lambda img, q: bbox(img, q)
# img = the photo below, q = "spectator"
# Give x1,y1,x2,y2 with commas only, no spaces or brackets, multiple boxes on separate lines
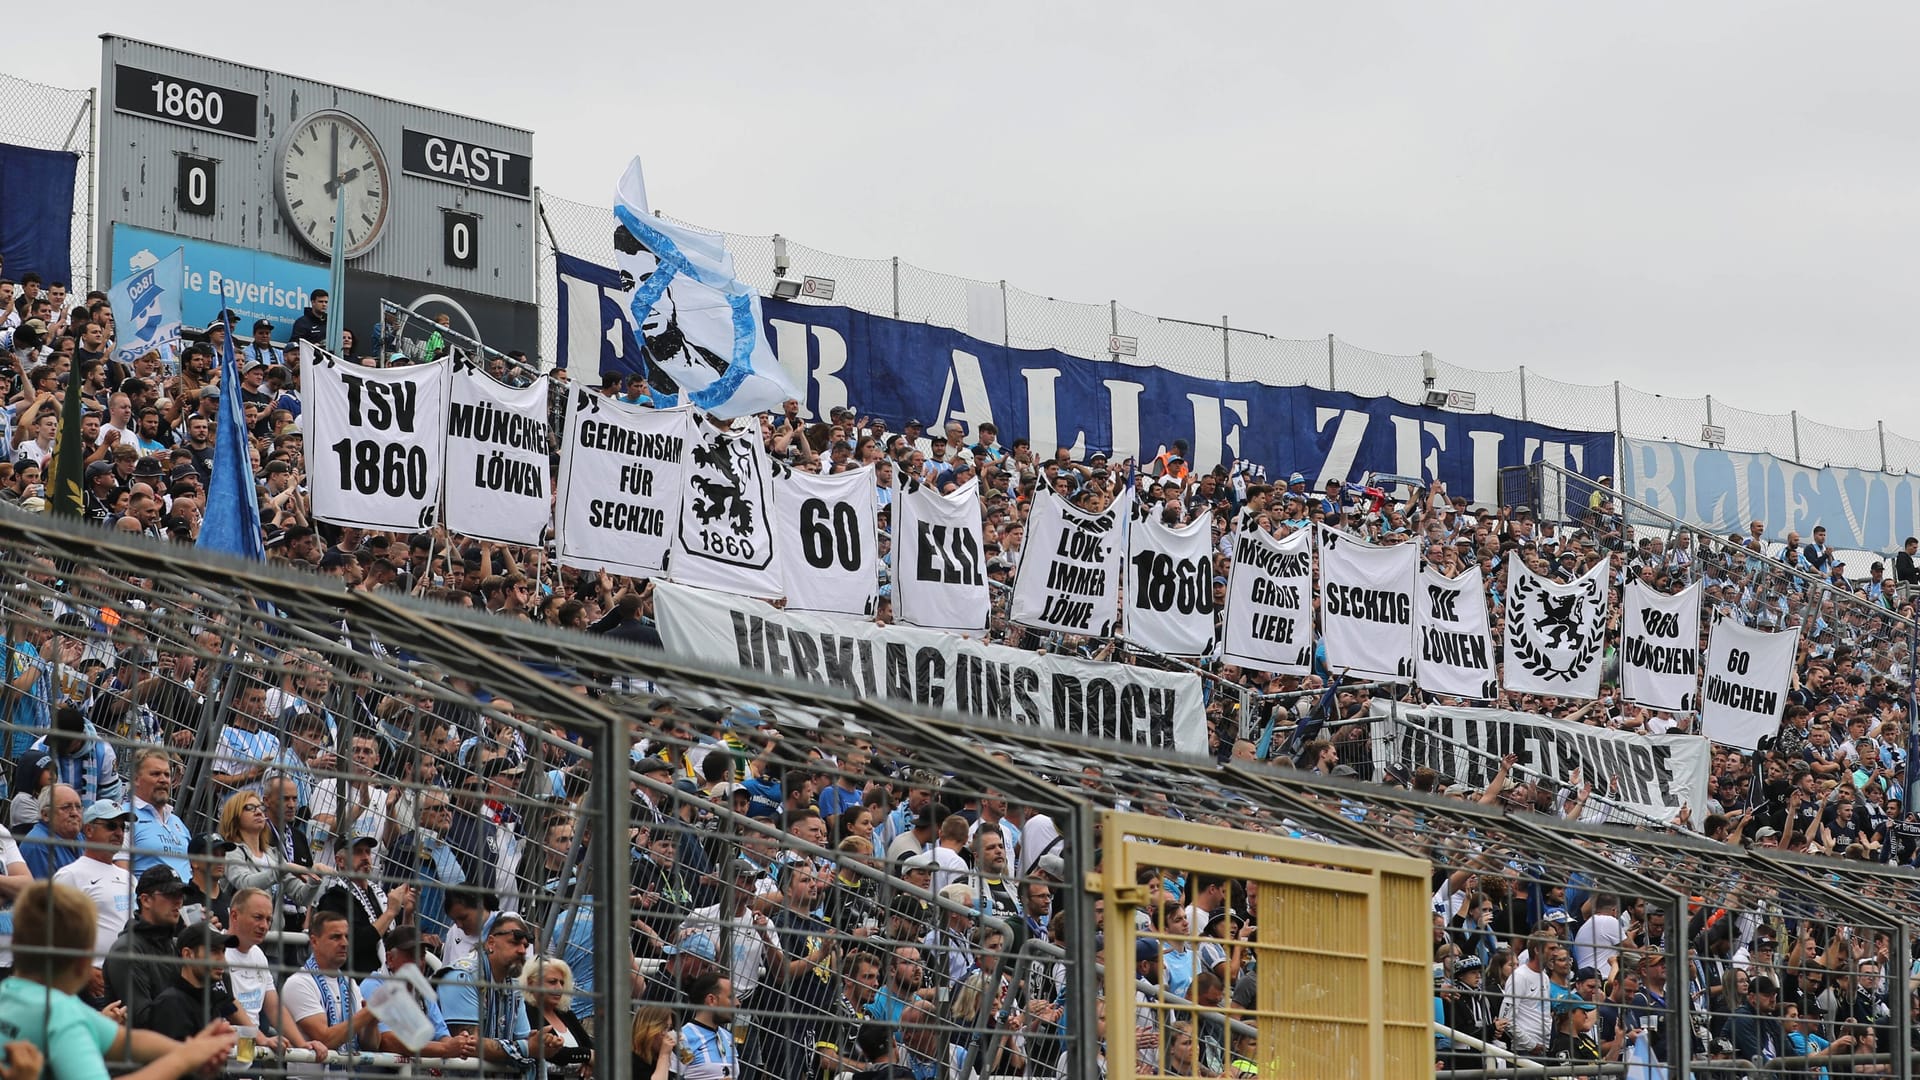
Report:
675,972,738,1080
19,784,81,880
358,926,472,1059
520,956,593,1076
315,832,415,979
628,1005,679,1080
223,887,323,1058
50,801,134,1002
441,912,559,1067
290,292,328,346
0,881,233,1080
125,749,189,879
102,866,187,1028
280,908,381,1069
144,921,239,1041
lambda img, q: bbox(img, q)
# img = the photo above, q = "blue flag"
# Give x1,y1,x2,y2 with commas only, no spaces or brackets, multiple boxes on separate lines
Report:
196,314,264,560
106,247,184,367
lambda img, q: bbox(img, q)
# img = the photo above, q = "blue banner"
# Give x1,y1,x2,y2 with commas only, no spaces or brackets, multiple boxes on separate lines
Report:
110,223,327,334
106,247,184,366
0,143,78,284
1623,437,1919,553
555,253,1612,506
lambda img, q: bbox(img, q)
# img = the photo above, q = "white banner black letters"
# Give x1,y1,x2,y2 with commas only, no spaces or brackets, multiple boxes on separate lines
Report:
553,392,693,578
1317,526,1417,682
302,351,449,531
1502,560,1609,700
1620,580,1702,712
1124,511,1219,657
1701,619,1798,750
1009,488,1129,637
443,366,550,545
1220,527,1313,675
893,478,989,633
1413,566,1497,700
670,422,782,599
774,465,879,618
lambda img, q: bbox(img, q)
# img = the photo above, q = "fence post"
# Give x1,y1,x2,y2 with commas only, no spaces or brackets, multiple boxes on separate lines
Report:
892,256,901,318
1518,365,1529,421
1881,420,1890,472
1327,333,1336,389
82,89,96,293
1792,410,1802,462
1706,394,1715,431
1109,300,1119,361
999,279,1009,347
1221,315,1231,381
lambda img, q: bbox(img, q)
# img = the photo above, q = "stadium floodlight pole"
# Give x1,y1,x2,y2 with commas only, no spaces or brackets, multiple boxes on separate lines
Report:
325,131,348,358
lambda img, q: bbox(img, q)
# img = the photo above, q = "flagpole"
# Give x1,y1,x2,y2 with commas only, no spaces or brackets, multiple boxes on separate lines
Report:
326,163,347,357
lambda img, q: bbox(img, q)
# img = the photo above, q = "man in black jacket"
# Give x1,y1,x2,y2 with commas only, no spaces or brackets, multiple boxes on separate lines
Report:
1731,974,1786,1066
290,290,329,346
103,864,187,1027
147,921,241,1041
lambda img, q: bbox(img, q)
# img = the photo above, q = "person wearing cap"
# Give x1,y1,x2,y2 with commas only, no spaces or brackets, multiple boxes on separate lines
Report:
1730,973,1785,1064
359,926,474,1059
144,920,242,1042
102,864,188,1027
316,831,415,979
83,460,119,524
441,912,560,1068
1547,981,1605,1066
51,801,135,1002
1444,955,1500,1070
244,320,283,368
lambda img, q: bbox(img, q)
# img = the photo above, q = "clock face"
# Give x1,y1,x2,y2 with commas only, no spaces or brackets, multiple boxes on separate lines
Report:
277,111,391,259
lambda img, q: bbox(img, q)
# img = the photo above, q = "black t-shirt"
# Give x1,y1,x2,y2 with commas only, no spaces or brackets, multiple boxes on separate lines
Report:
148,975,238,1041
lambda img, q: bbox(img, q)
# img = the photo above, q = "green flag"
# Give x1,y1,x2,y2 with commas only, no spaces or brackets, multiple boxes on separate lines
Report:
46,369,85,517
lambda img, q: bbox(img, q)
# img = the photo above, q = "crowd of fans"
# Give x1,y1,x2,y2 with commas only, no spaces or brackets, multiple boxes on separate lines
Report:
0,266,1917,1079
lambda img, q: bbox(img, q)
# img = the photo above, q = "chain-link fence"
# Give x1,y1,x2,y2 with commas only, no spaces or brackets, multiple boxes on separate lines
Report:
0,72,93,296
534,188,1920,479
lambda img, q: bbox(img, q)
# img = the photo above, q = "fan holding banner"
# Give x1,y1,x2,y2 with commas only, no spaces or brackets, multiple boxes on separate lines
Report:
1502,560,1608,699
1316,525,1418,682
1620,579,1702,712
1009,486,1130,637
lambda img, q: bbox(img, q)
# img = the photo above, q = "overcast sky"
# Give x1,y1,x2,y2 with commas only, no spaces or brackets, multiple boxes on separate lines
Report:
11,2,1918,437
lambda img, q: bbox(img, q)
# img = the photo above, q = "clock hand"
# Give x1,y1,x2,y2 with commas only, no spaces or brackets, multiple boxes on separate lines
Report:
321,167,362,198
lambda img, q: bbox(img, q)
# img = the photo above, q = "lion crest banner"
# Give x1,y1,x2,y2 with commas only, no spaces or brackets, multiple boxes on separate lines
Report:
1502,559,1608,700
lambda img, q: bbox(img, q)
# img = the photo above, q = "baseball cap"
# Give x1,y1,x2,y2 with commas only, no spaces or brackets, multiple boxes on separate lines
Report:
82,800,132,826
253,319,274,332
1551,982,1596,1013
136,865,188,896
663,930,718,963
189,832,237,857
176,921,240,953
85,460,115,479
1135,939,1161,964
1452,955,1484,975
901,850,937,873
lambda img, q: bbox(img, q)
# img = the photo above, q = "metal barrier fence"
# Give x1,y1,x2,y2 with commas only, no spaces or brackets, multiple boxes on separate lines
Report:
534,187,1920,479
10,505,1920,1077
0,71,94,295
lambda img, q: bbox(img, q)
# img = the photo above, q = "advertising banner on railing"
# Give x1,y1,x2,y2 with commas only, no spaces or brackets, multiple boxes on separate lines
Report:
1621,437,1920,552
1369,702,1710,828
555,253,1614,504
653,582,1208,755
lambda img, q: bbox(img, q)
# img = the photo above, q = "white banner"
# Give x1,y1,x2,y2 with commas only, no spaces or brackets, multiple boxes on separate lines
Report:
1370,702,1709,828
1620,580,1702,712
1502,560,1609,699
1701,619,1799,750
669,422,782,599
654,582,1208,755
1413,566,1497,700
893,478,989,633
1008,487,1130,638
1317,526,1417,682
552,390,694,578
774,465,879,618
301,350,449,531
442,365,551,545
1221,528,1313,675
1124,511,1219,657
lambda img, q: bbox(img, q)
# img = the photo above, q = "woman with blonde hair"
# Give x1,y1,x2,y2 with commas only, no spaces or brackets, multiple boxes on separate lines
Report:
218,788,323,912
519,956,592,1076
629,1005,679,1080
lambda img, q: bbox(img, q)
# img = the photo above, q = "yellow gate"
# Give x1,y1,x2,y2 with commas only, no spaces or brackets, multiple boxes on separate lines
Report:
1093,810,1433,1079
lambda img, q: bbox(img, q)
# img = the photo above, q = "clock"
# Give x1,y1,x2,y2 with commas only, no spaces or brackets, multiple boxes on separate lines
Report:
277,110,391,259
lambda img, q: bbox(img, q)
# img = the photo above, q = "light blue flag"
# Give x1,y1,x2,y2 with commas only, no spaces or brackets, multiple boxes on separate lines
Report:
195,314,265,560
107,247,184,367
611,157,800,417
